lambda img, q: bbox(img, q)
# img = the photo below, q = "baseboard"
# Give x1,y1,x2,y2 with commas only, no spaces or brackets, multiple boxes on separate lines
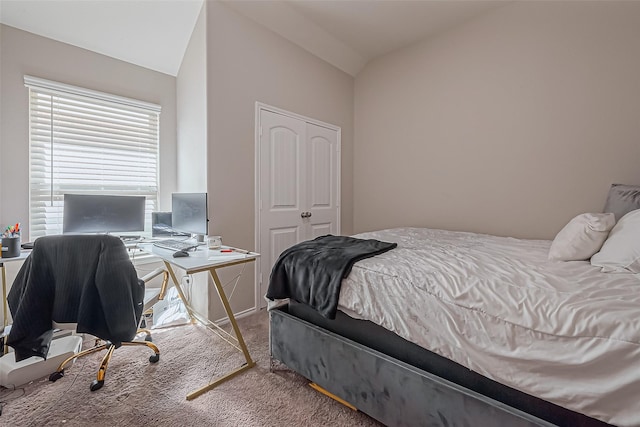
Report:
213,306,258,325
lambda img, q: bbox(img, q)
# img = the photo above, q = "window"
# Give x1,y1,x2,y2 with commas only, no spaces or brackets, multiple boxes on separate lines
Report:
25,76,161,239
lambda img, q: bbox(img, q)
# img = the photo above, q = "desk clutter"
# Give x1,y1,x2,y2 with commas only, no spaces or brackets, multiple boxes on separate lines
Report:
1,223,21,258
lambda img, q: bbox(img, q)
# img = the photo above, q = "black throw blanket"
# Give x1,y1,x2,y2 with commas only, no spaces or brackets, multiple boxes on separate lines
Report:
266,235,397,319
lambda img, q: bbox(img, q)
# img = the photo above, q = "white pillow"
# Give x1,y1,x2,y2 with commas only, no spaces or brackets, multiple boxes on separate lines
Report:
591,209,640,273
548,213,615,261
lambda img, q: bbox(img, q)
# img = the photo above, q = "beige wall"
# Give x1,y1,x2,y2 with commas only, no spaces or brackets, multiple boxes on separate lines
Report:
177,3,207,195
176,4,208,317
354,1,640,240
204,0,354,316
0,24,178,236
0,24,178,323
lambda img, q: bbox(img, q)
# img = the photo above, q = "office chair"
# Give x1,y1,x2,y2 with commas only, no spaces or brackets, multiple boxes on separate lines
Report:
7,234,169,391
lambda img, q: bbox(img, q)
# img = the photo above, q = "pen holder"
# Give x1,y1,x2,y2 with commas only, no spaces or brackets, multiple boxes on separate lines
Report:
1,236,20,258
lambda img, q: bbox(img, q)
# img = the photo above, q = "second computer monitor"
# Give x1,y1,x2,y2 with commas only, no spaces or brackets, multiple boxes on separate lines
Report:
63,194,146,234
151,211,173,237
171,193,208,236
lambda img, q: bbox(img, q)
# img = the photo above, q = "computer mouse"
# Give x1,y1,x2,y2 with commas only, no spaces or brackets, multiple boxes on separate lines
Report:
173,250,190,258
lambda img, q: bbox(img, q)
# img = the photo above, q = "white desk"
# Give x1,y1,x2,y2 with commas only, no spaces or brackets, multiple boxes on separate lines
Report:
139,243,259,400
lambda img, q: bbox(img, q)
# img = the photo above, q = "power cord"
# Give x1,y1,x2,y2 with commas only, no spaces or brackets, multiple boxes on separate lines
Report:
0,337,92,418
0,385,25,416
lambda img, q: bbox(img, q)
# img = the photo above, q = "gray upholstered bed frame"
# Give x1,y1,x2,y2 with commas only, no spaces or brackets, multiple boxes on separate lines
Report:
269,303,608,427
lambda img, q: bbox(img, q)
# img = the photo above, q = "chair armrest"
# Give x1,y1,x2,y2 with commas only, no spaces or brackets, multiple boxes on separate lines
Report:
140,267,169,300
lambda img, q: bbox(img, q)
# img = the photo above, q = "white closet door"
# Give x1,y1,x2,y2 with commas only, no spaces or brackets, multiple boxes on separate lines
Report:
259,110,307,301
257,107,340,305
305,122,339,239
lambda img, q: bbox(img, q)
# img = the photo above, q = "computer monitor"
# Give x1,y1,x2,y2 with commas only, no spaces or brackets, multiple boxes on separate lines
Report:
63,194,146,234
171,193,208,237
151,211,173,237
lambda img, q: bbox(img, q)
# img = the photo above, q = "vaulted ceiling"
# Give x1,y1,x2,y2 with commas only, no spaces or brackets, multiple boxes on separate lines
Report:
0,0,506,76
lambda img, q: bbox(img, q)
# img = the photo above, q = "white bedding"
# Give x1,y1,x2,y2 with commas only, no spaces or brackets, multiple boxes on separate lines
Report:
339,227,640,426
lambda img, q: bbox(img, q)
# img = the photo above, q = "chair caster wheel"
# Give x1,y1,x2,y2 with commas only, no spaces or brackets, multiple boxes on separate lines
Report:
149,353,160,363
49,370,64,382
90,379,104,391
144,334,152,342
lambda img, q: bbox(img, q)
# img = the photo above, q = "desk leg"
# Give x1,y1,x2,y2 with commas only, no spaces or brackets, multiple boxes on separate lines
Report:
1,263,7,355
162,261,197,324
185,267,256,400
209,268,254,366
1,263,7,329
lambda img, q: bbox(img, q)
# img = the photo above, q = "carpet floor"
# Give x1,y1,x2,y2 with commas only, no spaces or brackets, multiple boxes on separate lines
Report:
0,310,382,426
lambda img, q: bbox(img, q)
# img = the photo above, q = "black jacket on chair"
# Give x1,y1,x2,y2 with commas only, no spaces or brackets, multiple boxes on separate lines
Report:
7,235,144,362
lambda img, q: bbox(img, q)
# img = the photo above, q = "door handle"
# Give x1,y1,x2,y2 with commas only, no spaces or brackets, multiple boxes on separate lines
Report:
300,212,312,218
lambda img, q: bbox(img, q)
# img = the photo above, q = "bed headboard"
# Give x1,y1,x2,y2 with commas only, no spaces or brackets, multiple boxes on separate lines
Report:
603,183,640,221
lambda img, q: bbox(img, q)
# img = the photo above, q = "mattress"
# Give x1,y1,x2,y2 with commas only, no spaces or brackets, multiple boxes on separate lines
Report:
337,227,640,427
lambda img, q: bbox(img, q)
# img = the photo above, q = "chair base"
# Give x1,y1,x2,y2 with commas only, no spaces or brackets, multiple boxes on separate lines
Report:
49,332,160,391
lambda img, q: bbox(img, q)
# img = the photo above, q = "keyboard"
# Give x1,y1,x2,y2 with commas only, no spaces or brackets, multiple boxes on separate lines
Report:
152,239,198,252
21,241,35,250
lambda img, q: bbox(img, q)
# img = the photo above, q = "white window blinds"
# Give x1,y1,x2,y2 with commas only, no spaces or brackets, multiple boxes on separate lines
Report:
25,76,161,239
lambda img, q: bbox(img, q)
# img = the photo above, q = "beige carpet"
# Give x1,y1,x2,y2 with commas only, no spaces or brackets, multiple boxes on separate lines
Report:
0,310,383,426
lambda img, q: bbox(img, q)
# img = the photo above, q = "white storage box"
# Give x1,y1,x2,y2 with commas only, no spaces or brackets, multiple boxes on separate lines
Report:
0,335,83,387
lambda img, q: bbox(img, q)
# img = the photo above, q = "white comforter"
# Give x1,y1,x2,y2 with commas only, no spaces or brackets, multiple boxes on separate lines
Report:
339,227,640,426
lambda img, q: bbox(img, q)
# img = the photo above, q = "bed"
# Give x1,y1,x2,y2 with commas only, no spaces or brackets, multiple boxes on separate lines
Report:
268,185,640,427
